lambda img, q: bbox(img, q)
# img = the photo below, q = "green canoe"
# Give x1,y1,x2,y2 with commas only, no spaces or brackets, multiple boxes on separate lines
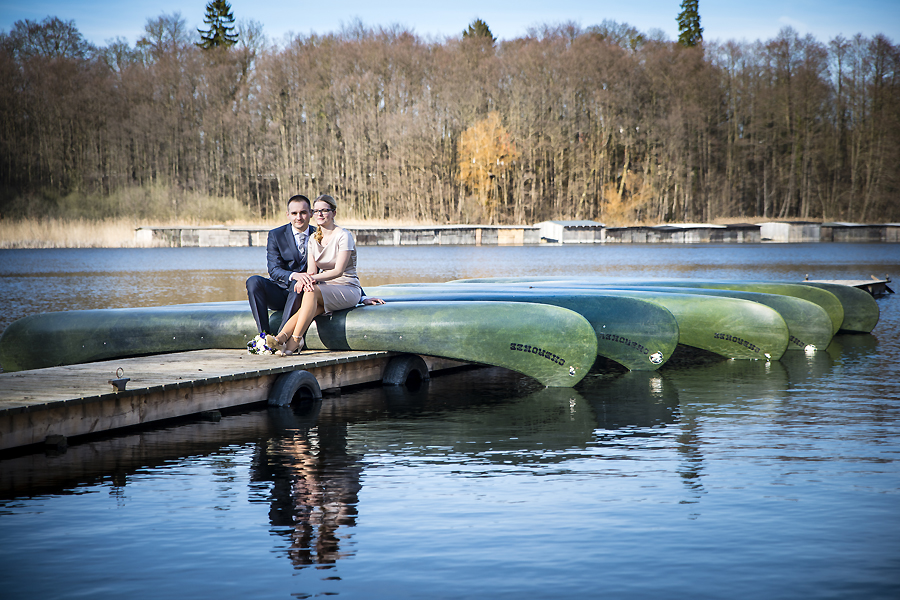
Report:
0,300,598,387
370,284,790,361
305,301,597,387
799,282,879,333
568,286,833,351
364,286,679,371
0,302,258,372
447,276,849,335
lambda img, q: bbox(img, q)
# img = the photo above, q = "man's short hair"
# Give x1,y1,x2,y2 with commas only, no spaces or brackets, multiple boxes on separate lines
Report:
287,195,311,210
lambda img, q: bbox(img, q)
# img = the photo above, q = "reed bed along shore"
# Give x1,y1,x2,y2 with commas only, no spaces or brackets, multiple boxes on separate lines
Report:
0,218,142,248
0,185,814,249
0,215,806,249
0,216,451,248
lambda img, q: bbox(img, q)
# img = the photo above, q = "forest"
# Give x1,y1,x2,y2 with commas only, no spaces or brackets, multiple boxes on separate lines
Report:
1,13,898,225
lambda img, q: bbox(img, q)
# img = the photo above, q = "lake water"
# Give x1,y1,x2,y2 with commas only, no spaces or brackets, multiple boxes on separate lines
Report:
0,243,899,599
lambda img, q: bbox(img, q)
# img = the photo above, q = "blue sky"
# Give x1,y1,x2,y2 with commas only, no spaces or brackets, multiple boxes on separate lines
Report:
1,0,898,46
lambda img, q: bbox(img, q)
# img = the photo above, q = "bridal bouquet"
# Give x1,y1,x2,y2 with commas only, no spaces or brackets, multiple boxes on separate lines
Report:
246,334,276,355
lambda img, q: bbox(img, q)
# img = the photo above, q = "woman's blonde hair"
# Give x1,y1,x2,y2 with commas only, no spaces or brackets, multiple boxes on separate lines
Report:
313,194,337,243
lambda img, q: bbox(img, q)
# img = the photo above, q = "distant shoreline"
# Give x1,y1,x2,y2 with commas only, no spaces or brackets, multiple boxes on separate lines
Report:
0,216,443,249
3,218,897,248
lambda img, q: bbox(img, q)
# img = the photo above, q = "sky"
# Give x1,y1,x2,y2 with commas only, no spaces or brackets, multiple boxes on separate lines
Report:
1,0,898,47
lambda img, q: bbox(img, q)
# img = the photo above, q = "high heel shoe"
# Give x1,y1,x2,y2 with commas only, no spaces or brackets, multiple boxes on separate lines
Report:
280,335,304,356
265,334,287,352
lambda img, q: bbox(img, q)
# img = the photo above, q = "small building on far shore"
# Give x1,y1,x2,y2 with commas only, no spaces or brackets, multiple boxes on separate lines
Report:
604,223,760,244
759,221,821,243
133,220,897,247
536,220,604,243
820,222,887,243
886,224,900,243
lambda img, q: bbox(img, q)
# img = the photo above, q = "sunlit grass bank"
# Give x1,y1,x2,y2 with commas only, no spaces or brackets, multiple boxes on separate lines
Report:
0,218,139,248
0,186,820,248
0,185,450,247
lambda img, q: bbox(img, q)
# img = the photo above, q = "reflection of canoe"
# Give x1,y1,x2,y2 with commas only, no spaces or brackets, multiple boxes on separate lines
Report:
364,287,679,370
582,371,680,430
346,383,601,462
306,301,597,387
372,284,790,361
660,357,790,406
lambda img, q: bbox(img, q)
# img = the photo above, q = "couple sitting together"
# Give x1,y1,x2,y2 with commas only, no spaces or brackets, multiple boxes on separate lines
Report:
246,193,383,356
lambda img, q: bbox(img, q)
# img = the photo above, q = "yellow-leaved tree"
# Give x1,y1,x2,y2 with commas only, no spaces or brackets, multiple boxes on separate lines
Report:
458,112,518,223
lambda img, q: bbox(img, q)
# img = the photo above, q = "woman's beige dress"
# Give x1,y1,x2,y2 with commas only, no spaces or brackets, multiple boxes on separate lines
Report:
308,226,363,312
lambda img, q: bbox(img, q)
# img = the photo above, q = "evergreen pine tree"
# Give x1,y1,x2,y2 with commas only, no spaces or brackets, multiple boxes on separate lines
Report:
676,0,703,47
463,19,496,44
197,0,238,49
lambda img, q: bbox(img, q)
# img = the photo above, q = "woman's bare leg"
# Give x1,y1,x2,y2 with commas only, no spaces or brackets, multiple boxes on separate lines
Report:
280,287,325,353
269,288,322,349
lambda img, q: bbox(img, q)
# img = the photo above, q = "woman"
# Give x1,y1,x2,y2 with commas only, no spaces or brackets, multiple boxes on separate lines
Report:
267,194,382,355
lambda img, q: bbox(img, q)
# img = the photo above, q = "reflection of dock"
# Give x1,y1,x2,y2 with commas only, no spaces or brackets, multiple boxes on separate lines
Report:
0,349,464,452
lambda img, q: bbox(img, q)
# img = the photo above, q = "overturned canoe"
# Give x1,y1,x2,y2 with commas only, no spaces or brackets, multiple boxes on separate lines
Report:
447,276,851,335
370,284,790,361
576,286,833,351
448,275,882,335
0,302,258,372
0,300,598,387
306,301,597,387
366,286,679,370
799,282,879,333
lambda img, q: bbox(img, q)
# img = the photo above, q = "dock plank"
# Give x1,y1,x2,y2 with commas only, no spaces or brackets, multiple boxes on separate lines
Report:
0,349,476,451
0,349,387,411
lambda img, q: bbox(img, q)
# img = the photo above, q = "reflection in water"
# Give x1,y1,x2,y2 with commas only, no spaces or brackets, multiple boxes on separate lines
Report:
779,344,836,384
251,404,362,569
0,246,897,599
581,370,706,497
660,359,791,500
341,371,596,466
0,415,270,500
0,322,896,599
583,371,680,431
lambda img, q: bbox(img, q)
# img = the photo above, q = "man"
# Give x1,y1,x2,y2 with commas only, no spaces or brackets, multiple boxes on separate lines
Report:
246,195,315,339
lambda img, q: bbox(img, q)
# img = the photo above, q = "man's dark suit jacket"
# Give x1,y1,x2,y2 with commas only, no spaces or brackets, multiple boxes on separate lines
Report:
267,222,314,289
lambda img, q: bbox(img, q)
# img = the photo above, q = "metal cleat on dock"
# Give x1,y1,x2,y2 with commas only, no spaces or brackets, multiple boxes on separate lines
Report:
107,367,130,392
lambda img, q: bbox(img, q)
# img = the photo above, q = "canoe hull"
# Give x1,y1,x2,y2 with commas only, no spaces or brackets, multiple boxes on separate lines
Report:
366,287,679,370
799,282,879,333
371,284,790,361
0,300,598,387
0,303,257,372
306,301,598,387
447,276,848,335
587,286,833,351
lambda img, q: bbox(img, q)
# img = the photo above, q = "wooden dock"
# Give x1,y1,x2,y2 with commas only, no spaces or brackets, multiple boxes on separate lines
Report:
0,349,465,452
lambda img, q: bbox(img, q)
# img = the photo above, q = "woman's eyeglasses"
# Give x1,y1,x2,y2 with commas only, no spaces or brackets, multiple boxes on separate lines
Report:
312,209,333,215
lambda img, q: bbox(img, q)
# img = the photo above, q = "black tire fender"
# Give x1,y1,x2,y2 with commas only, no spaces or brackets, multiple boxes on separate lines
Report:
382,354,430,387
268,370,322,406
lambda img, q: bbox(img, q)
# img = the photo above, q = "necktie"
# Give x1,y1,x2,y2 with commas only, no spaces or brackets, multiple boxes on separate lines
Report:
296,231,306,262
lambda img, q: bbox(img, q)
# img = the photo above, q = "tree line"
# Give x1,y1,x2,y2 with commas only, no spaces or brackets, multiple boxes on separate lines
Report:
1,14,897,224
